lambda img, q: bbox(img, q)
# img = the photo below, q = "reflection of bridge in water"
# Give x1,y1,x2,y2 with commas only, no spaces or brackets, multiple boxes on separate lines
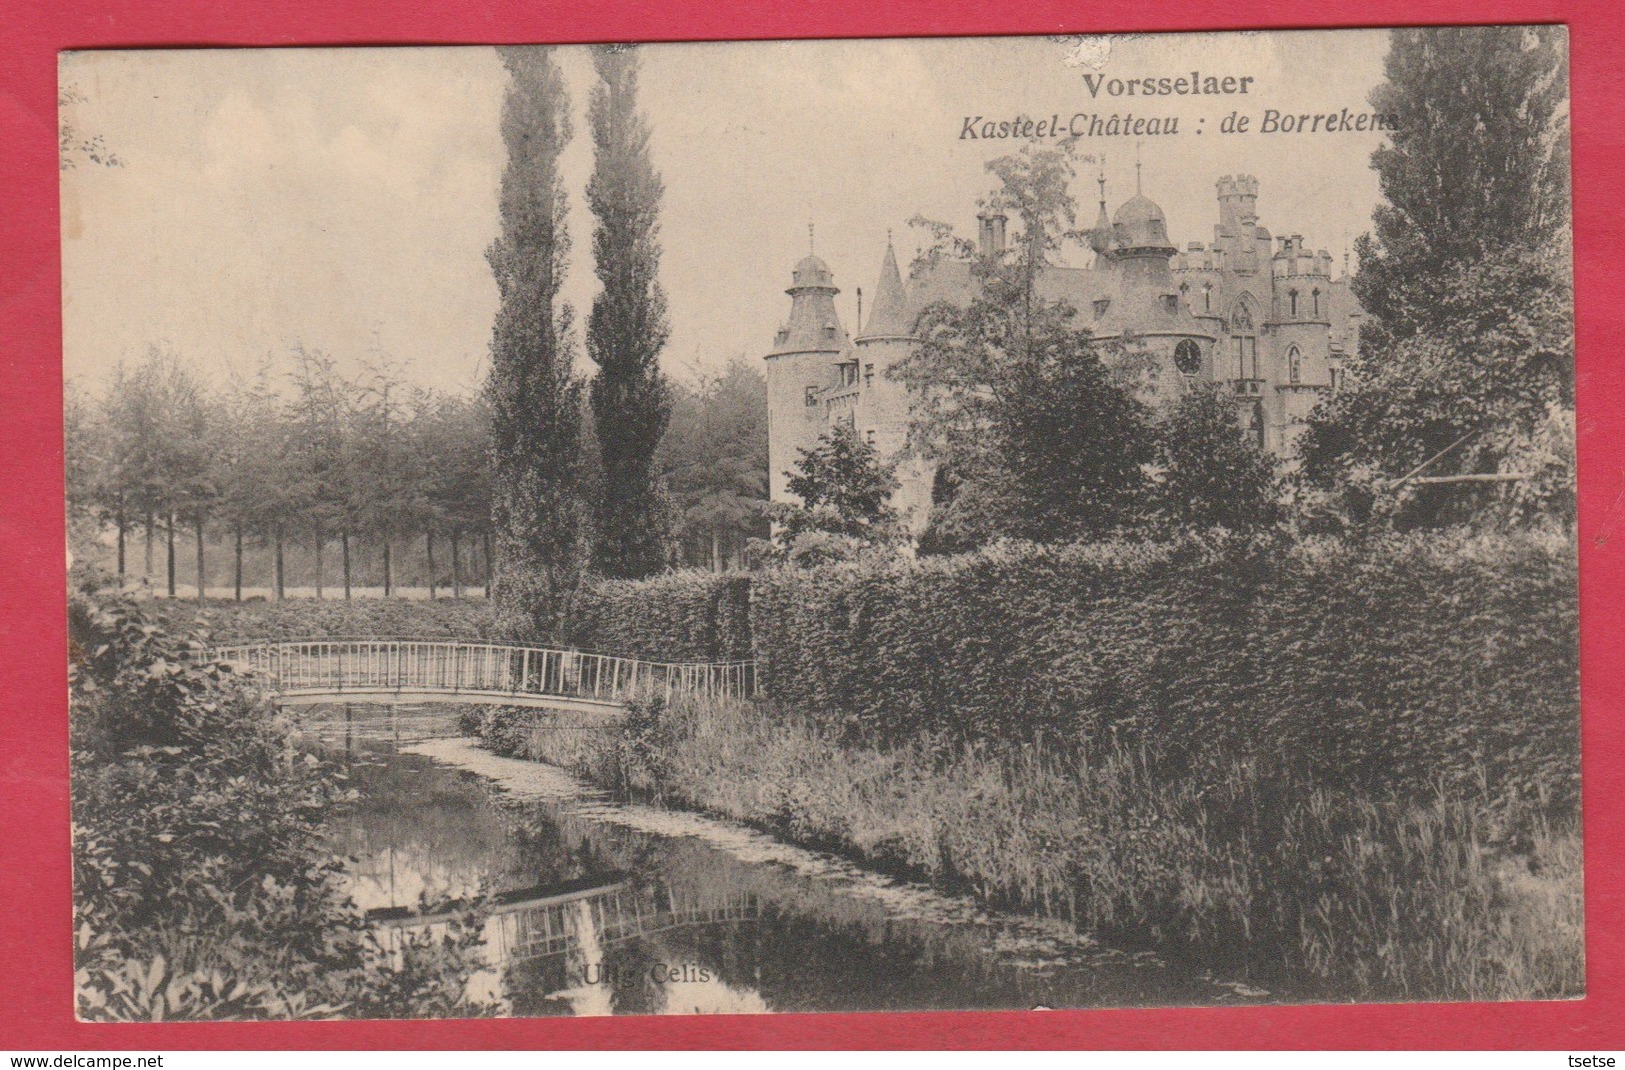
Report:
208,639,756,711
370,876,760,964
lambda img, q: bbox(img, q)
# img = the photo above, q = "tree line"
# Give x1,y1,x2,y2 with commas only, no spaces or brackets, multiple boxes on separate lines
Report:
64,344,771,599
66,347,494,600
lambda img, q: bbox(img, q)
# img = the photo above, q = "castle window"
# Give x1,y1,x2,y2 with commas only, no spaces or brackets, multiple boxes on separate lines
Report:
1174,339,1202,377
1288,289,1299,318
1229,298,1259,380
1093,298,1111,318
864,363,874,388
1203,283,1212,312
1312,288,1321,317
1161,294,1178,314
865,429,877,446
805,385,818,407
1288,346,1302,384
1232,336,1258,380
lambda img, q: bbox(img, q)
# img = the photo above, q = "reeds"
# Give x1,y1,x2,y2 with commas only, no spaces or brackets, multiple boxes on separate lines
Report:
497,691,1582,1003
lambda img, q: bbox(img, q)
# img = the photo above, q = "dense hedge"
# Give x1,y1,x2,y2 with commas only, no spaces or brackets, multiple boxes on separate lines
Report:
566,571,753,662
749,530,1580,807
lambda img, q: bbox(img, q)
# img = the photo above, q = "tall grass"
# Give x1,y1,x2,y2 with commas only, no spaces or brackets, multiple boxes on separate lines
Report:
466,692,1582,1003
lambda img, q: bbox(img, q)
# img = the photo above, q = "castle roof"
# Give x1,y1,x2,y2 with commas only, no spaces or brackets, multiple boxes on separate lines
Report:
1112,193,1175,252
858,241,914,340
791,254,836,290
771,252,848,357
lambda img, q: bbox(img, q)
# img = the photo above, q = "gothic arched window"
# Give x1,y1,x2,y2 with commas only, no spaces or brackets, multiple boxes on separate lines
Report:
1229,298,1258,382
1174,340,1201,377
1312,288,1321,317
1288,346,1302,384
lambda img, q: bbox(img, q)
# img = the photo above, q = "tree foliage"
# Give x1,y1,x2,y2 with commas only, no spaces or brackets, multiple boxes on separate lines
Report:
68,350,495,599
485,46,587,627
1302,26,1573,529
1155,383,1283,535
897,142,1154,551
586,44,674,580
1354,26,1570,354
768,423,902,565
659,358,770,570
70,587,492,1020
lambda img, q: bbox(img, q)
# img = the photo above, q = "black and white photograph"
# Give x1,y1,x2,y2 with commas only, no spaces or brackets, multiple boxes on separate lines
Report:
61,26,1579,1020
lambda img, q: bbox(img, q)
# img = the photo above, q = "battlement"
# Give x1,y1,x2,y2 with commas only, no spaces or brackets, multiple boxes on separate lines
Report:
1270,235,1334,279
1216,173,1260,199
1174,246,1226,272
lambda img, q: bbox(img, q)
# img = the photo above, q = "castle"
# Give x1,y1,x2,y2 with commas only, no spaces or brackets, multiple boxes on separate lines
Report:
764,174,1367,534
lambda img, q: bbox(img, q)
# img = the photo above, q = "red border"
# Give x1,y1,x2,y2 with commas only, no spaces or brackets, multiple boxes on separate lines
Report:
3,0,1621,1050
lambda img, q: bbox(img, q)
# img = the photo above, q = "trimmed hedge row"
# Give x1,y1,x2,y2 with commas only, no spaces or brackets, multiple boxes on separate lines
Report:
748,531,1579,807
566,571,753,662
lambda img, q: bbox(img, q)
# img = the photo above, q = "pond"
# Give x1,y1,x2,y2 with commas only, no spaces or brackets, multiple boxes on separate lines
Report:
299,702,1266,1017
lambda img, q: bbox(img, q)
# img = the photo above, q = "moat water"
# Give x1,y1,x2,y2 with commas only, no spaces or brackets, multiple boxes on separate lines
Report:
298,701,1265,1017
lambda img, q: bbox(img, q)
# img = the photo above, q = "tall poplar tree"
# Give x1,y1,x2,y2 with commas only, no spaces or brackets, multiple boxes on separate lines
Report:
1299,26,1573,524
586,44,673,578
485,46,586,627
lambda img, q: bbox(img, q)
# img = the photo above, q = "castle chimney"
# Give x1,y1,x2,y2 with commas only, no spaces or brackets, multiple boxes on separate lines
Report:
977,210,1008,257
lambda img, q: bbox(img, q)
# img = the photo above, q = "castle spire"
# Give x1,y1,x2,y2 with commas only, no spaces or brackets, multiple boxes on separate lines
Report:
1089,155,1114,256
857,235,913,341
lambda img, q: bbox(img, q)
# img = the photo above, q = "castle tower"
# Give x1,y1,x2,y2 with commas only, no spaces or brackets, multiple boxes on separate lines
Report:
1269,234,1336,456
1213,174,1266,275
764,248,848,507
1093,185,1217,409
854,237,933,533
1216,173,1260,228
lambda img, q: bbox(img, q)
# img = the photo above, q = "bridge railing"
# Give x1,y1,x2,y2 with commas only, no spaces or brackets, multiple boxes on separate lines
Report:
206,639,756,705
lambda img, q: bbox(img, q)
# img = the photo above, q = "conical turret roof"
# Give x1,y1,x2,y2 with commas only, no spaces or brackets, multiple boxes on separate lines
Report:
857,240,914,340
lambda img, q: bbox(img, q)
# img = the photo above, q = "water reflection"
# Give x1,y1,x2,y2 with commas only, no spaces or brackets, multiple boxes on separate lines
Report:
301,702,1247,1017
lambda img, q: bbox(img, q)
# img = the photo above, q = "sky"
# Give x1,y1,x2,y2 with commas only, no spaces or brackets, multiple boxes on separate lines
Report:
60,29,1393,397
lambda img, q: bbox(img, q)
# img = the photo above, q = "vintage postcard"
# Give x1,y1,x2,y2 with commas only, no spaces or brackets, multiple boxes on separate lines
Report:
61,27,1578,1020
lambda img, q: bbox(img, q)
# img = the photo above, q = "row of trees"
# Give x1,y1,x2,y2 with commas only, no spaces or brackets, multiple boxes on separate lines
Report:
771,25,1572,560
66,347,494,600
65,344,773,598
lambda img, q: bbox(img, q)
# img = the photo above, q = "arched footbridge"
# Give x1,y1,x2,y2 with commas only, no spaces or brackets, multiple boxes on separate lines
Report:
209,638,757,712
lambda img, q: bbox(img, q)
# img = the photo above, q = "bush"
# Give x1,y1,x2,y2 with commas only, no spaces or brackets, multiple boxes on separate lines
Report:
567,570,753,661
750,527,1579,809
70,590,493,1020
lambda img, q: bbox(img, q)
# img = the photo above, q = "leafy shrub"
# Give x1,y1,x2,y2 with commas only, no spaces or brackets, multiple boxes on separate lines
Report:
70,590,494,1020
567,570,753,661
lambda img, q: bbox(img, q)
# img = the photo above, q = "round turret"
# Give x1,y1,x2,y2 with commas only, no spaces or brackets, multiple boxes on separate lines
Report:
1112,194,1176,254
791,254,836,291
